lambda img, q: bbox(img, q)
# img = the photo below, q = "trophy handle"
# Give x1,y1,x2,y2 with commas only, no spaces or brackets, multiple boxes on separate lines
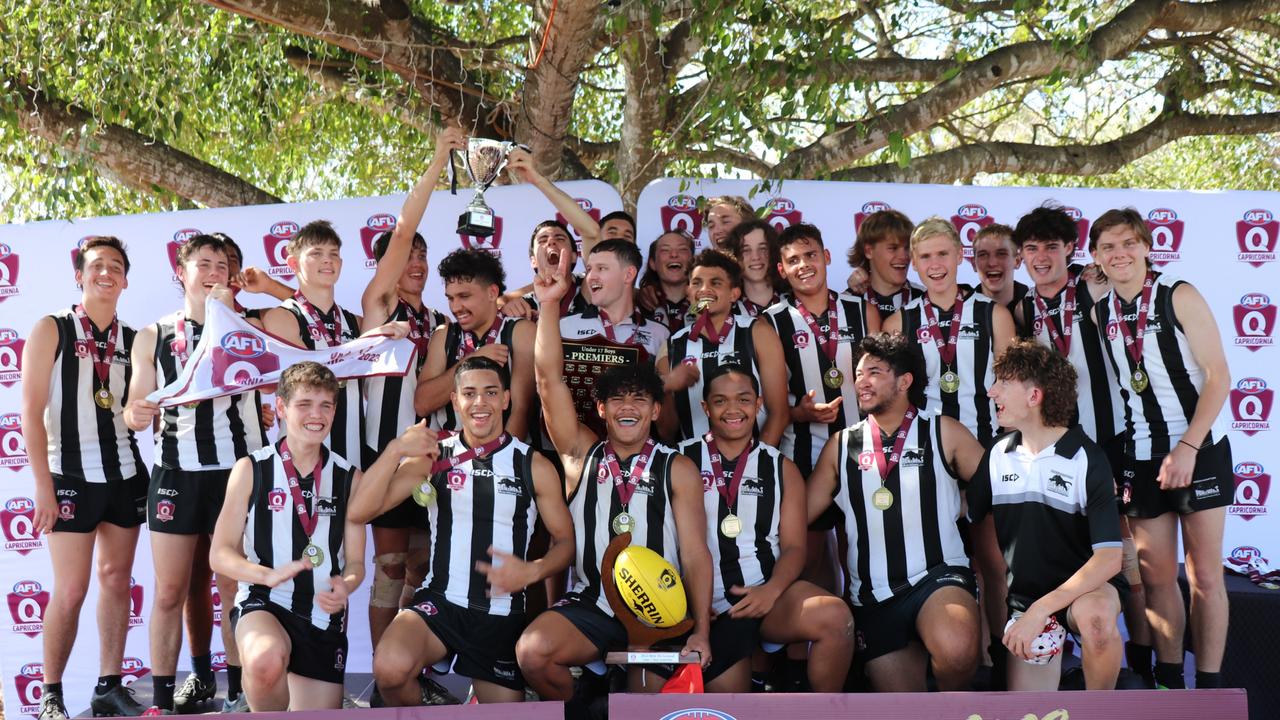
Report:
601,532,695,651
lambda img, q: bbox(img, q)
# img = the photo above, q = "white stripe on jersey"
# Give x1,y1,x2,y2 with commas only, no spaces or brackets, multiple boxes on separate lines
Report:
44,308,143,480
236,444,354,631
900,292,998,445
678,438,784,615
278,298,364,463
364,302,446,462
428,317,521,434
667,316,764,442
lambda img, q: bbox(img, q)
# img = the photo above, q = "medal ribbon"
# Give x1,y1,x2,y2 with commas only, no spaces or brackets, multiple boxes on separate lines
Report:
400,300,433,357
293,292,344,347
602,438,657,508
866,286,912,317
456,318,505,360
921,291,965,367
599,307,643,345
171,313,202,367
705,434,754,512
867,407,918,482
794,291,840,364
73,304,119,391
1111,271,1156,368
279,439,324,538
1033,271,1078,356
429,433,510,474
689,308,730,346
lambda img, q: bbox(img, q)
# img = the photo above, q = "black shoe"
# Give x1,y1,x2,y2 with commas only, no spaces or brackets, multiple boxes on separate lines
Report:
418,674,461,705
171,674,215,714
91,684,147,717
39,690,70,720
369,687,385,709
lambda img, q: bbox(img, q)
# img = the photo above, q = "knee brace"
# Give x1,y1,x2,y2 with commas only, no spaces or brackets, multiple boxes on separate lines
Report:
370,553,407,609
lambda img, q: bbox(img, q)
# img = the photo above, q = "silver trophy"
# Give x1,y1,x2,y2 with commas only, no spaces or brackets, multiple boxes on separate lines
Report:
455,138,518,237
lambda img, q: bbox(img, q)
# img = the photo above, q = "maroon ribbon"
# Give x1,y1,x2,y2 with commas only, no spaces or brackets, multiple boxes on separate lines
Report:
740,294,779,318
794,291,840,364
429,433,510,474
1110,271,1156,368
689,309,730,346
601,438,657,507
293,292,344,347
73,304,119,391
172,313,196,366
1033,271,1078,356
866,286,912,316
456,317,505,360
400,300,433,357
705,434,753,512
921,291,965,367
599,307,644,345
861,407,918,481
279,439,324,538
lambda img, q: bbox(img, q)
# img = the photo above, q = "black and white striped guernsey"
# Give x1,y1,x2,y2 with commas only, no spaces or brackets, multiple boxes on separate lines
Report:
764,291,871,475
899,291,998,445
866,282,925,323
363,300,446,465
666,316,764,442
678,438,785,615
278,298,364,463
422,434,537,616
153,313,265,471
427,316,521,434
1096,272,1229,460
565,441,681,616
831,413,968,606
1019,266,1122,443
43,308,144,481
236,443,355,631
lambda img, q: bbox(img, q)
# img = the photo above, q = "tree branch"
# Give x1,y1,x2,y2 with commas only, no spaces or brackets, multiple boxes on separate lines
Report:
688,146,776,177
833,111,1280,183
283,46,436,135
8,79,281,207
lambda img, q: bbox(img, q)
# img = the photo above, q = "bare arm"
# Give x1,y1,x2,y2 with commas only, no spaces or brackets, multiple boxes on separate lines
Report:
123,324,159,432
210,457,311,586
670,454,713,663
532,259,596,477
413,327,455,417
261,306,304,345
752,320,789,446
20,317,58,534
507,149,601,258
806,435,842,524
991,302,1015,359
347,421,439,523
655,353,682,442
505,319,536,440
942,416,985,483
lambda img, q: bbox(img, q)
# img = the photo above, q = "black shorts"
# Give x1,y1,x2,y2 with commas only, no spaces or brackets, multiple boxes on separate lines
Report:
647,612,761,683
1116,438,1233,519
547,594,628,659
52,473,147,533
852,565,977,662
406,589,525,690
369,497,426,529
231,599,347,685
147,466,231,535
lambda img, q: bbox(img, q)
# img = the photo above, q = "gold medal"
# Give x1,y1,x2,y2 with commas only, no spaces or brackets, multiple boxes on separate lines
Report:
872,486,894,511
611,511,634,535
94,388,114,409
303,542,324,567
939,369,960,394
183,401,201,410
411,480,436,507
720,514,742,539
824,367,844,389
1130,369,1149,394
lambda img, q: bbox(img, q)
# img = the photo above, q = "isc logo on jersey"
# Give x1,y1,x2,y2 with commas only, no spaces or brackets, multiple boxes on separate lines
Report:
0,328,23,388
1062,207,1090,261
763,197,803,234
212,331,281,390
263,221,300,279
557,198,601,256
1143,208,1183,265
1231,461,1269,521
661,195,703,247
1237,209,1277,267
460,216,505,256
1234,293,1275,351
8,580,49,637
0,242,21,302
0,412,28,472
1230,377,1273,435
359,213,397,269
950,204,994,260
1,498,42,555
854,201,891,234
14,661,44,715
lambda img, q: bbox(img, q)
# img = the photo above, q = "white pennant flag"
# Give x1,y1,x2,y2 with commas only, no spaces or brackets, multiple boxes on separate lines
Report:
147,297,416,408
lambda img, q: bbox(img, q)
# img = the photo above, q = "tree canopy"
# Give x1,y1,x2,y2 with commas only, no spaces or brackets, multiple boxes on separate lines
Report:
2,0,1278,223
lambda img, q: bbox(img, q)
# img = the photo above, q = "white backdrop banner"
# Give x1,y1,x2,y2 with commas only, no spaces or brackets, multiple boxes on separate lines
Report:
0,179,621,716
637,177,1279,567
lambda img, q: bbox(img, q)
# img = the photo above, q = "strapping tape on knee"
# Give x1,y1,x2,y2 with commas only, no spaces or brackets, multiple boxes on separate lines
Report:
371,553,407,608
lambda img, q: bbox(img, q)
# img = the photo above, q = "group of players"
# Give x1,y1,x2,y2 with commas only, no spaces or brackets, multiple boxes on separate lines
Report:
23,128,1234,718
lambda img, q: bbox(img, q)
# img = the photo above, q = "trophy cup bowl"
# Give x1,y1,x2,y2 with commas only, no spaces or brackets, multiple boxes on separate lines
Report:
456,138,516,237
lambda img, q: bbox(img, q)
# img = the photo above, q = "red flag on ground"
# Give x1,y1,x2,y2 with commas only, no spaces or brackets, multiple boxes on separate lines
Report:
660,663,704,693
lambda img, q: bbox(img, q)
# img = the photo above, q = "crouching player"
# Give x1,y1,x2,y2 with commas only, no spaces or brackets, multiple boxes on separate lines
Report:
210,362,371,711
970,341,1125,690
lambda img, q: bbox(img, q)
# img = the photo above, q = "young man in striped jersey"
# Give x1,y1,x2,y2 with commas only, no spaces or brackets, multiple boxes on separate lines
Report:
845,209,924,323
639,231,694,333
970,340,1125,690
211,362,369,711
359,129,460,670
669,365,854,693
415,249,534,440
23,237,148,719
351,356,575,704
516,259,712,701
972,224,1030,320
658,249,788,445
807,333,986,692
1090,209,1233,690
125,235,268,715
721,220,787,318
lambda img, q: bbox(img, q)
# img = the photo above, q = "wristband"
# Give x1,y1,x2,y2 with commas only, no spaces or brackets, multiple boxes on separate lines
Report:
1178,439,1201,452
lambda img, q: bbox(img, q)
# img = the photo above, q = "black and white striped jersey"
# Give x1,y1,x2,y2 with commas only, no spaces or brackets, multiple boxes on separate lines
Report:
277,298,365,463
363,300,446,465
666,316,764,442
427,317,521,434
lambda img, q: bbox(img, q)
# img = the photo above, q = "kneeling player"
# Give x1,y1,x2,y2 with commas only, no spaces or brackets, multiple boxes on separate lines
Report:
970,341,1125,690
350,356,575,704
210,363,368,711
671,365,853,692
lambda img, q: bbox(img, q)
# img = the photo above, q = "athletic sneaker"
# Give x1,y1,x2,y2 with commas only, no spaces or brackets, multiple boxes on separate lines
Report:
38,689,70,720
171,674,215,714
91,684,146,716
418,674,462,705
220,694,249,714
